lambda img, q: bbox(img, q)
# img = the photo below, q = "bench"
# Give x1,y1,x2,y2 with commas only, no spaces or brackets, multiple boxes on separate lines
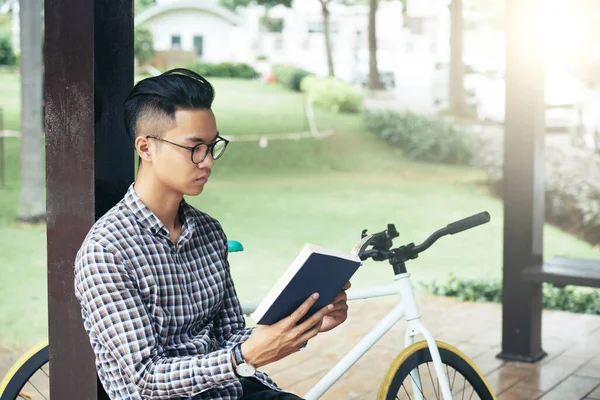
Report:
523,256,600,288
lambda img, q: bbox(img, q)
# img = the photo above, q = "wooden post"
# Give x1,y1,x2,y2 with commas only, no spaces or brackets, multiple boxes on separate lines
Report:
45,0,134,397
497,0,547,362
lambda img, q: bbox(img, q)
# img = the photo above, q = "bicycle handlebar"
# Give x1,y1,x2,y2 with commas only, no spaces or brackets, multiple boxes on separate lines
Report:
359,211,491,270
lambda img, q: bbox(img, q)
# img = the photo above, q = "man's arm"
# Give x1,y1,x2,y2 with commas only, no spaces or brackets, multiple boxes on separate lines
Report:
74,241,238,399
211,231,255,348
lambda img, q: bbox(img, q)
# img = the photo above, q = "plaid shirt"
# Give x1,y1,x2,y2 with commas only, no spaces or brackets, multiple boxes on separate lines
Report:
74,184,279,399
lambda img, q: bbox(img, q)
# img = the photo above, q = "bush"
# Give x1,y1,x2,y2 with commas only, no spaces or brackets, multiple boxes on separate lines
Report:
0,35,16,66
272,64,312,91
422,274,600,315
300,75,363,114
363,110,476,164
187,62,259,79
474,136,600,246
134,26,155,66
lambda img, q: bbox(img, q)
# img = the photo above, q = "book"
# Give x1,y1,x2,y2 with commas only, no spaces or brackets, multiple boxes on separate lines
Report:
251,243,363,326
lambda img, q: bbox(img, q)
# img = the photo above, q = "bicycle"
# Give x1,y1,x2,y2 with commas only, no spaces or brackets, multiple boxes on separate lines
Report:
1,212,496,400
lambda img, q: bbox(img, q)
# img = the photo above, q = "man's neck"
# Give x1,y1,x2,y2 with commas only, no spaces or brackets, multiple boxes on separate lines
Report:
133,169,183,232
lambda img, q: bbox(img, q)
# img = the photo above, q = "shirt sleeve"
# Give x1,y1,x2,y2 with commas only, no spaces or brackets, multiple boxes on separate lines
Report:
212,230,255,348
74,241,238,399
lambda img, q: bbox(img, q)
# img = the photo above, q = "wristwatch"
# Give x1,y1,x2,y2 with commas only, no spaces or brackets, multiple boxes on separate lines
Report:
232,343,256,377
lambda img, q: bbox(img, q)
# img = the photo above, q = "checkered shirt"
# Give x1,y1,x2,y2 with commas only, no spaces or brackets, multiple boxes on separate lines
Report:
74,184,280,399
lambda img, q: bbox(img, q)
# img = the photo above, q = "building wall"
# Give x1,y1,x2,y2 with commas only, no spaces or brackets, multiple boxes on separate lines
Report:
144,9,235,63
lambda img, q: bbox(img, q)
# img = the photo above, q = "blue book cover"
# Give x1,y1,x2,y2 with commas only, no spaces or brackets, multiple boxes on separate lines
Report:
251,244,363,325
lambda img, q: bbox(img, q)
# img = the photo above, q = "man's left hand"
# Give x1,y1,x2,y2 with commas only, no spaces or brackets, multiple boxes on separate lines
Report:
319,281,351,333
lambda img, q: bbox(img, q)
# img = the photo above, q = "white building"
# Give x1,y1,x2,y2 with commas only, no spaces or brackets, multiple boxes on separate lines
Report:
134,0,244,64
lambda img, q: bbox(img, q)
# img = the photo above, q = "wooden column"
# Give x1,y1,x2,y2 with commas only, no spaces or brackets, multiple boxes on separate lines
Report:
497,0,547,362
45,0,134,397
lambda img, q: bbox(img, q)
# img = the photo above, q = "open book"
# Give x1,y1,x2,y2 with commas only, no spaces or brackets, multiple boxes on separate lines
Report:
250,243,364,325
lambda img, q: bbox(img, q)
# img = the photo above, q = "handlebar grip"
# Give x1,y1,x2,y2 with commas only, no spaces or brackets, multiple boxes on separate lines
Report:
446,212,490,235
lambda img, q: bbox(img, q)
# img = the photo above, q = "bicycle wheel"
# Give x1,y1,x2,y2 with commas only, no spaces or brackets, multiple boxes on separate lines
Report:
0,340,50,400
377,340,496,400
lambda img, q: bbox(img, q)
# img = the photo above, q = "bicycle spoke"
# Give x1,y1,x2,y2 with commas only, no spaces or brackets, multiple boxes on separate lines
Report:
401,382,413,400
426,363,439,399
461,376,467,400
407,366,429,400
450,367,458,392
468,386,476,400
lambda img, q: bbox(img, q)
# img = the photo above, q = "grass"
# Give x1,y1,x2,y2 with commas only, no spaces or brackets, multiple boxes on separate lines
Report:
0,71,599,349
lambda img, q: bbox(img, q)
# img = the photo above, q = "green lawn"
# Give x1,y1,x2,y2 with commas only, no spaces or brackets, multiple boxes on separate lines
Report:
1,72,598,349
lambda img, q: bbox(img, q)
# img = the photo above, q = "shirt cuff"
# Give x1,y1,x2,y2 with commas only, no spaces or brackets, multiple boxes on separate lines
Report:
196,348,238,386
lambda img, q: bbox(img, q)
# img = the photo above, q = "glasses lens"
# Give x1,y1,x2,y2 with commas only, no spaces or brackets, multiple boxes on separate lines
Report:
192,143,208,164
212,140,227,160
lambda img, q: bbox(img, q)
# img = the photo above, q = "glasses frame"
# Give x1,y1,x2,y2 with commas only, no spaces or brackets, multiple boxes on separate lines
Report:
145,135,229,164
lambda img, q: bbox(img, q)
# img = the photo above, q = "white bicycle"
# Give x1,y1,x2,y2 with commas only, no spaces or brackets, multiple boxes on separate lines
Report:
1,212,496,400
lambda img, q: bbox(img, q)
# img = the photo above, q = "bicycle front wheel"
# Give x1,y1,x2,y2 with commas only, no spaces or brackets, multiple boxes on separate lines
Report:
0,340,49,400
377,340,496,400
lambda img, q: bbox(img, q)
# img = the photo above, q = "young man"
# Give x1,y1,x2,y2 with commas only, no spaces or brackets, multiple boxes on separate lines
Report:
74,69,350,399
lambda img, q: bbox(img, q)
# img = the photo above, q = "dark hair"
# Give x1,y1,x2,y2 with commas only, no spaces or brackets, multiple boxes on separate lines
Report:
123,68,215,144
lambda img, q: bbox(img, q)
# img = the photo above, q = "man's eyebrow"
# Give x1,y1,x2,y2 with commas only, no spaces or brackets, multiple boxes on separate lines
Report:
184,133,219,143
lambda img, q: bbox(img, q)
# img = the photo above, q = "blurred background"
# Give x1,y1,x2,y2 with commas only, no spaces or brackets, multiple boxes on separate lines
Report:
0,0,599,374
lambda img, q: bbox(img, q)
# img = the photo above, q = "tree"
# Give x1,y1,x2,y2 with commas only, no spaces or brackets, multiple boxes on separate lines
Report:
317,0,335,77
367,0,382,89
449,0,466,115
17,0,45,223
134,0,156,14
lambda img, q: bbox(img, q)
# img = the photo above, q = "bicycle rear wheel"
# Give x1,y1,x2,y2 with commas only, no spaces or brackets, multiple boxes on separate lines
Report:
377,340,496,400
0,341,49,400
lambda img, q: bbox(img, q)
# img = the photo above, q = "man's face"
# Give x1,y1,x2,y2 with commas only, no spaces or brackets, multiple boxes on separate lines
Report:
148,108,218,196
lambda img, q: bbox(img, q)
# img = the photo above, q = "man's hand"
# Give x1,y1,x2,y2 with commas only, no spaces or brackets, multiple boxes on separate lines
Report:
320,281,350,333
241,293,330,368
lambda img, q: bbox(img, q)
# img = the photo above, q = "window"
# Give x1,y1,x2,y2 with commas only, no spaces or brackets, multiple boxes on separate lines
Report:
171,35,181,49
193,36,204,58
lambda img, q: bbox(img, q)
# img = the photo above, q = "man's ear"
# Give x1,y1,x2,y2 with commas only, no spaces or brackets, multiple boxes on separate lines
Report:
135,136,152,163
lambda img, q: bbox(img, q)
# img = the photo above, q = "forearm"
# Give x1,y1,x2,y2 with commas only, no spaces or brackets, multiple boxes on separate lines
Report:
221,327,255,348
134,349,238,398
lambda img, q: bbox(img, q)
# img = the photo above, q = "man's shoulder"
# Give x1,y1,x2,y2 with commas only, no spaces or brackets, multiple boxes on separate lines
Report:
185,203,224,235
78,200,133,253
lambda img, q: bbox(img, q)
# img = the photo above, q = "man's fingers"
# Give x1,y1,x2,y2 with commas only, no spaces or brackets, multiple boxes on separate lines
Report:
297,304,329,332
331,290,348,305
287,293,320,325
343,281,351,291
299,318,323,343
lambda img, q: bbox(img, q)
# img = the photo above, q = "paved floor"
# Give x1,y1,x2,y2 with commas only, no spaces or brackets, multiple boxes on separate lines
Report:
260,294,600,400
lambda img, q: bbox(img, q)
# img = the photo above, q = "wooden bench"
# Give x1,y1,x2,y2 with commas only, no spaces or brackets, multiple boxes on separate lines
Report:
523,256,600,288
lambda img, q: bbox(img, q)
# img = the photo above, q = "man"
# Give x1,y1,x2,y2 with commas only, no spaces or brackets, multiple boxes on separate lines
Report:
74,69,350,399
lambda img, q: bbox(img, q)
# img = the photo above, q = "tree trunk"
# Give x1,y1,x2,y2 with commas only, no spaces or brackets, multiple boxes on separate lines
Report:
449,0,466,115
368,0,383,89
17,0,46,223
320,0,335,77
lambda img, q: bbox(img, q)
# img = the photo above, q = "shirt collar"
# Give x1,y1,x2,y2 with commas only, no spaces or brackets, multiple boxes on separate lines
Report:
123,183,196,237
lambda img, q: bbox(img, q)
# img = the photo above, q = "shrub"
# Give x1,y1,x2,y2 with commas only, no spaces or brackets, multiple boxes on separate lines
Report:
474,135,600,246
187,62,259,79
300,75,363,114
272,64,312,91
0,35,16,66
363,110,476,164
134,26,155,66
422,275,600,315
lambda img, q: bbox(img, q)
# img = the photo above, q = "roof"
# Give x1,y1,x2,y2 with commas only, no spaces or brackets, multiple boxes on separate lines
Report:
134,0,242,26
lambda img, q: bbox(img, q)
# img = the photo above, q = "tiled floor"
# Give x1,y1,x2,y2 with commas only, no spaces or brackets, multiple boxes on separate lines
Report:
260,294,600,399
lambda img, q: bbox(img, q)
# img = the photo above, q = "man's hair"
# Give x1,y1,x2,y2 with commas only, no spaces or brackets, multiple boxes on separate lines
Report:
123,68,215,144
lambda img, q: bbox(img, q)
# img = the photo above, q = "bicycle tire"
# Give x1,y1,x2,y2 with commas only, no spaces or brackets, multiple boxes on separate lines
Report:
0,340,49,400
377,340,496,400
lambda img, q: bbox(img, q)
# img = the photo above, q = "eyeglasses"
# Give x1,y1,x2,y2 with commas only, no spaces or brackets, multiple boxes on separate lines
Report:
146,135,229,164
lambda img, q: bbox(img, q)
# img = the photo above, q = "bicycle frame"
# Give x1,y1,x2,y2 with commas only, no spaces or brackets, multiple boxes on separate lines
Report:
243,272,453,400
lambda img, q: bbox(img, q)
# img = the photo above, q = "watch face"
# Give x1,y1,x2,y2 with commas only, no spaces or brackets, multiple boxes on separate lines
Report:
236,363,256,377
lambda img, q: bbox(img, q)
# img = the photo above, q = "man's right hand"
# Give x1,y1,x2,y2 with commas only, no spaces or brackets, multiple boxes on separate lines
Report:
240,293,330,368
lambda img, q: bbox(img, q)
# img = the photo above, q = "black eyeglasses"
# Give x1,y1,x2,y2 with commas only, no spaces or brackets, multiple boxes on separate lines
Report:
146,135,229,164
